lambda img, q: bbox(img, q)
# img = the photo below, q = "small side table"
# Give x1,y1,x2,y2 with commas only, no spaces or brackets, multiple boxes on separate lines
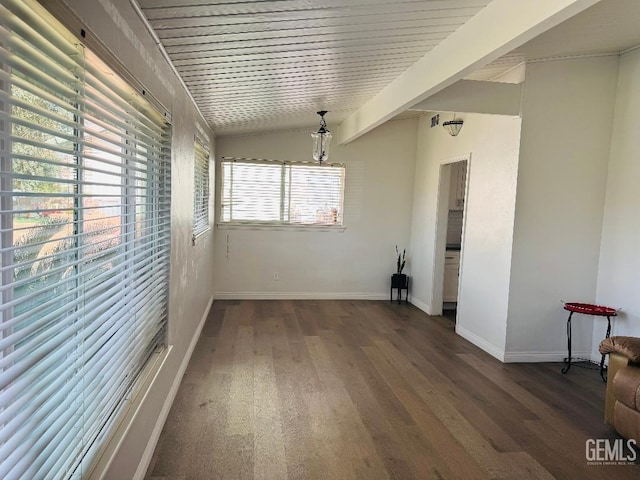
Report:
561,302,617,381
390,274,409,304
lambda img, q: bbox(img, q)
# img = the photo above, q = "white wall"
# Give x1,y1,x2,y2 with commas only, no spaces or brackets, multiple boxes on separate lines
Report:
410,113,521,359
213,118,417,299
506,56,618,361
58,1,215,478
595,48,640,352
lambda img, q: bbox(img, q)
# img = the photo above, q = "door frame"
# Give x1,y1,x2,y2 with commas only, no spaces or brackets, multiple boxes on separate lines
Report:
429,153,471,316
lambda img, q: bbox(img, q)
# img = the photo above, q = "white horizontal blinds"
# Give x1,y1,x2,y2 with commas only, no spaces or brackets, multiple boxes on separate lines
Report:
0,1,171,479
221,159,283,222
192,138,209,239
288,164,344,225
221,157,345,225
78,46,171,476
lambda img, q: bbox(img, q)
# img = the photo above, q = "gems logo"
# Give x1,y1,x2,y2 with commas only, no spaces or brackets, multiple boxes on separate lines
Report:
586,439,637,465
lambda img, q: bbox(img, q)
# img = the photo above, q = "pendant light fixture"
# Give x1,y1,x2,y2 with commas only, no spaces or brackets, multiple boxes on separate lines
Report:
443,114,464,137
311,110,332,163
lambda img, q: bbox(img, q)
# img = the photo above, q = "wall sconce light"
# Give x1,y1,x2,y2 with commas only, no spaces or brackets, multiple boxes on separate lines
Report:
443,115,464,136
311,110,332,163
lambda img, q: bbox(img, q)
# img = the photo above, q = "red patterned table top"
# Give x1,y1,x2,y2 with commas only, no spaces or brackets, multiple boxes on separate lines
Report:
564,302,617,316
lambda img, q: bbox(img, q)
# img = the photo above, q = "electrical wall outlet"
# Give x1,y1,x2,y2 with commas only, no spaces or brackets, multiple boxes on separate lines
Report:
273,272,279,281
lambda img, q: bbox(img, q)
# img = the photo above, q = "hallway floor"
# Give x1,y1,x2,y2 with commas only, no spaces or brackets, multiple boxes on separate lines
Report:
146,300,638,479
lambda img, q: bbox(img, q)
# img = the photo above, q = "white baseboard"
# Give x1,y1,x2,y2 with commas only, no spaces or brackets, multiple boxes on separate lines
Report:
456,324,505,362
213,292,388,301
409,297,432,315
133,294,214,480
502,350,594,363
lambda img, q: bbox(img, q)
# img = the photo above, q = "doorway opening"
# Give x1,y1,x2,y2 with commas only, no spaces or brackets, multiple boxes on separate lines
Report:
431,154,469,324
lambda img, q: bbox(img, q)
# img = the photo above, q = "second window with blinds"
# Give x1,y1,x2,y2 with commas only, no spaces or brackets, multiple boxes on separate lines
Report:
220,157,345,227
193,139,211,243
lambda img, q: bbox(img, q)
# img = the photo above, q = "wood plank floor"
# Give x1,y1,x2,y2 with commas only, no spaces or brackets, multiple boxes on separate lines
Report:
145,300,640,479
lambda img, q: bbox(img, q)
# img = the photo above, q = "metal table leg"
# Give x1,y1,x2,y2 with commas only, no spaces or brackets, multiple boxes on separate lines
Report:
599,316,612,382
561,311,574,374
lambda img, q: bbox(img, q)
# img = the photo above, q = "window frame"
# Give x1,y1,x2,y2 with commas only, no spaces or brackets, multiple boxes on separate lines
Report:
218,156,346,231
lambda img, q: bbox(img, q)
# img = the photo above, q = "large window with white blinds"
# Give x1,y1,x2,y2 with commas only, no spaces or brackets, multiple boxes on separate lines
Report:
0,1,172,478
220,157,345,226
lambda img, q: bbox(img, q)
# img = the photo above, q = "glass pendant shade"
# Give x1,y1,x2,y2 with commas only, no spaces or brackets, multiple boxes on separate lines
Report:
443,119,464,136
311,129,332,163
311,110,331,163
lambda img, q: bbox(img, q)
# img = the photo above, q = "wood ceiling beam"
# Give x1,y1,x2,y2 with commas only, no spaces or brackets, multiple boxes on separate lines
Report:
337,0,602,144
410,79,522,116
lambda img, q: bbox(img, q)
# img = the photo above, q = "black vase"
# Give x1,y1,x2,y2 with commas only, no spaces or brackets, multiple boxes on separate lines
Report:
391,273,407,288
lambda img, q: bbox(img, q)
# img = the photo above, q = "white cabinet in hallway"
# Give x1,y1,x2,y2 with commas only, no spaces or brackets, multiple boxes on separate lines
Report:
448,161,467,211
443,251,460,302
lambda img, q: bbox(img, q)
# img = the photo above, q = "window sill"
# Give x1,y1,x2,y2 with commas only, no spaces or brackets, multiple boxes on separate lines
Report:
192,226,212,245
87,345,172,480
216,223,346,233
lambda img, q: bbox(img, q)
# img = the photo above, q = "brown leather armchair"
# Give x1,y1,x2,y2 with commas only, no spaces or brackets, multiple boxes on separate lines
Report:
599,336,640,441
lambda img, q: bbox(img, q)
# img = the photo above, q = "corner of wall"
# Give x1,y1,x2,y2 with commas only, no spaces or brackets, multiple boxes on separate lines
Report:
506,55,619,357
594,49,640,342
409,297,432,315
456,324,505,362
